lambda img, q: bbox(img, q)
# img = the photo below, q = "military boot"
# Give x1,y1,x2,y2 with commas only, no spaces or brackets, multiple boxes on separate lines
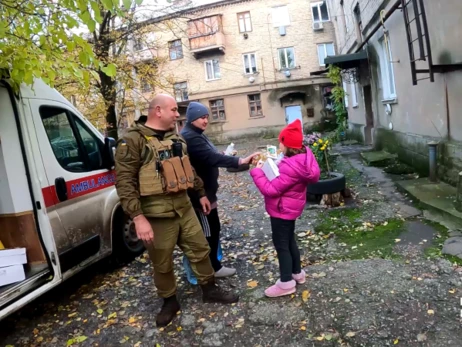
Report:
156,295,180,327
201,279,239,304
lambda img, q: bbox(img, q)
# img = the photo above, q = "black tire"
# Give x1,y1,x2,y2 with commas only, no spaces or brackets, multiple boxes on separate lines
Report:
227,163,250,173
112,209,145,264
306,172,346,196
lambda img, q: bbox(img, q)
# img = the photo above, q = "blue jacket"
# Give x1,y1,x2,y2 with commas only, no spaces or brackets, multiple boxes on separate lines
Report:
181,123,240,207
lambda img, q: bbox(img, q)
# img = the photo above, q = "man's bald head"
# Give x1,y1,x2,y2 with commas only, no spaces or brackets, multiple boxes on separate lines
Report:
148,94,175,114
145,94,179,131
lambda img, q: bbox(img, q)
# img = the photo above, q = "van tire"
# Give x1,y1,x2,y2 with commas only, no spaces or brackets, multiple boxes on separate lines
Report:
112,209,145,264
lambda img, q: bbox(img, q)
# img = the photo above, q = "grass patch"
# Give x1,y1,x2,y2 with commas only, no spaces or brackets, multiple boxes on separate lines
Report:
315,208,404,261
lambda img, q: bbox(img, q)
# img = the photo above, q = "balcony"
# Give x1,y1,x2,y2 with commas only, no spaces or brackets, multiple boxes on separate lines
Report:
188,15,226,57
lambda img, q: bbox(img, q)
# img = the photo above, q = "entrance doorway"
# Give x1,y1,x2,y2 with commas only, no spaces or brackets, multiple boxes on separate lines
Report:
285,105,303,125
363,85,374,145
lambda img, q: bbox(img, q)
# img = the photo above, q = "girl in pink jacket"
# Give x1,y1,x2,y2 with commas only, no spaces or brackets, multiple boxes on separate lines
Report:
250,119,320,297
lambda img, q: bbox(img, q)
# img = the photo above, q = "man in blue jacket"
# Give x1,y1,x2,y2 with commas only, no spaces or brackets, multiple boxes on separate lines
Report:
181,102,259,278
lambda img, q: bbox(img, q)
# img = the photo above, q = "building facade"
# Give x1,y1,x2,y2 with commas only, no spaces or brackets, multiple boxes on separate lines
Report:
126,0,338,142
326,0,462,184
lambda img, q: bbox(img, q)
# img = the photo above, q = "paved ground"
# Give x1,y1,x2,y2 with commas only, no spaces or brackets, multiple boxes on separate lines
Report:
1,141,462,347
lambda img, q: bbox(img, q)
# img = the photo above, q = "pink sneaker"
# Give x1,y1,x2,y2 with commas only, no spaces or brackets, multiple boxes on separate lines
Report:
264,280,296,298
292,270,306,284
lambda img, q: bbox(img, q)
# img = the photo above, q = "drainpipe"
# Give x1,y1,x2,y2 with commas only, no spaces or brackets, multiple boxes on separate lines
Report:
428,141,438,182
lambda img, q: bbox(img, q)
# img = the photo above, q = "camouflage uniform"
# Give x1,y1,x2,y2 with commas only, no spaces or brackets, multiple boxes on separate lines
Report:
115,123,214,298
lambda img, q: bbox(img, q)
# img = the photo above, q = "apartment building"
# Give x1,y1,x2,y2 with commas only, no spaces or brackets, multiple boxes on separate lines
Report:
325,0,462,184
125,0,338,142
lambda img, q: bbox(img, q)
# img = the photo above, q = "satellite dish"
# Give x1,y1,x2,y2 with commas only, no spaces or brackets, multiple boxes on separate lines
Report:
248,76,255,83
284,70,291,78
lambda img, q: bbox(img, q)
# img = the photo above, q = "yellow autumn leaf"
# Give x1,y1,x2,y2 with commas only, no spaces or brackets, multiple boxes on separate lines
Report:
247,280,258,288
97,309,103,315
128,316,137,324
134,342,142,347
195,328,203,335
37,336,44,342
345,331,356,337
68,312,77,317
449,289,456,294
108,312,117,319
394,339,399,344
177,326,183,332
427,309,435,315
302,290,311,302
300,326,306,331
315,335,325,341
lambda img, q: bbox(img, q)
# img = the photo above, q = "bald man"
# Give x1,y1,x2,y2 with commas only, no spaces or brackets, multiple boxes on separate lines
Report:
115,94,239,327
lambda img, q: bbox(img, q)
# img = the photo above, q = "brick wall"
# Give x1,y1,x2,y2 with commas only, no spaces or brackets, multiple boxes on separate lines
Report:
139,0,337,97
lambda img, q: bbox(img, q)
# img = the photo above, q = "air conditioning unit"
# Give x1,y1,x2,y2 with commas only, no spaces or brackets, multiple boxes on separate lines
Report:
279,26,286,36
313,22,324,31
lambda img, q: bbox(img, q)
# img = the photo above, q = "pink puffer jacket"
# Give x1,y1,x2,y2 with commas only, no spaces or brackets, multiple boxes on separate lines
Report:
250,147,320,220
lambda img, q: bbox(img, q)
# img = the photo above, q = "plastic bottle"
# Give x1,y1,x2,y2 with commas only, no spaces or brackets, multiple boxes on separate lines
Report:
182,256,197,285
217,240,223,261
224,143,235,156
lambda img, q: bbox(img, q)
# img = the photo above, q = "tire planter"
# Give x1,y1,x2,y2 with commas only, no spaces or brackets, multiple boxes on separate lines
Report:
227,163,250,173
306,172,346,196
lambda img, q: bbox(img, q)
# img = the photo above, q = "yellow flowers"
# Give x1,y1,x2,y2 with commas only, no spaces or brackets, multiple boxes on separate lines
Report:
318,139,323,144
313,143,318,147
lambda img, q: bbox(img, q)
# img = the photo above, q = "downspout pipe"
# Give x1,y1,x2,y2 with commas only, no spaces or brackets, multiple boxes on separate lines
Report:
428,141,438,182
355,0,401,52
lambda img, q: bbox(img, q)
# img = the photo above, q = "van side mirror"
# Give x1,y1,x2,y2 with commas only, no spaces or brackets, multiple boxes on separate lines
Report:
103,137,117,170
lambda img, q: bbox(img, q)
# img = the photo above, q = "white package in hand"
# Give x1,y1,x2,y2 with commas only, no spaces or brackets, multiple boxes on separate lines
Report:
262,158,280,181
224,143,235,156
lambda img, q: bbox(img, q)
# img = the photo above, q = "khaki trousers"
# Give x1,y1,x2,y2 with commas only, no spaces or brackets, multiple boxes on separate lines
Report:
144,205,214,298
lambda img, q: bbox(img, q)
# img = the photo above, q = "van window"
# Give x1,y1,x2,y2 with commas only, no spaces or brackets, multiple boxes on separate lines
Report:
75,118,103,170
41,107,104,172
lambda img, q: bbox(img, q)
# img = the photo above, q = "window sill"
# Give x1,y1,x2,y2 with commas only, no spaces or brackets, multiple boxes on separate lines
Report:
206,78,221,82
249,115,265,120
210,120,227,124
382,97,398,105
352,104,359,109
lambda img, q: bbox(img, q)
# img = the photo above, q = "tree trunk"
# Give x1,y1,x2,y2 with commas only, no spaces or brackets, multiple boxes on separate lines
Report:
106,103,118,139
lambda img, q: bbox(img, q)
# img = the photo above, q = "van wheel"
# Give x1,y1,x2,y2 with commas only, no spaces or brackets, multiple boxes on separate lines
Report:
112,210,145,263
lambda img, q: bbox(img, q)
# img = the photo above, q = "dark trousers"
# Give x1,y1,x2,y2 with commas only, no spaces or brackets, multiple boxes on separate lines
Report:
196,208,222,272
270,217,302,282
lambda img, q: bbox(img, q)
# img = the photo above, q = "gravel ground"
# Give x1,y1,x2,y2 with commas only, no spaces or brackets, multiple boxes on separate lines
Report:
1,141,461,347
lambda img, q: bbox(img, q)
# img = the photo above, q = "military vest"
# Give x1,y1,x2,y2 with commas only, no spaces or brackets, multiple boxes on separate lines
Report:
136,132,195,196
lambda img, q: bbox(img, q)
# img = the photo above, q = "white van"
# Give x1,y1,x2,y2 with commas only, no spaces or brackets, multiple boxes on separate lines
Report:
0,79,143,320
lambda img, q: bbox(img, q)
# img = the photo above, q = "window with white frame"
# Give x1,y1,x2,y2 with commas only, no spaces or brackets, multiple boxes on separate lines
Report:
238,12,252,32
205,60,221,81
380,37,397,99
311,1,330,23
278,47,295,69
243,53,257,74
272,5,290,27
351,82,358,107
343,81,349,108
317,43,335,66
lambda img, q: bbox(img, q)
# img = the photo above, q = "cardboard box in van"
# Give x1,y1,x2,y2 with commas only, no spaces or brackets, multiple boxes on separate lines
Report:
0,264,26,286
0,248,27,267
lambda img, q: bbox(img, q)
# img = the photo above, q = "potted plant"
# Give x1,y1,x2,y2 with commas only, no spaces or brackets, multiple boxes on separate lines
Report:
304,133,346,199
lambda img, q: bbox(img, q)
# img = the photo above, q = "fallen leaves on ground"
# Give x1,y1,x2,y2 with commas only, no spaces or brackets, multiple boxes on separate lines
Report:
247,280,259,288
302,290,311,302
67,336,87,346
